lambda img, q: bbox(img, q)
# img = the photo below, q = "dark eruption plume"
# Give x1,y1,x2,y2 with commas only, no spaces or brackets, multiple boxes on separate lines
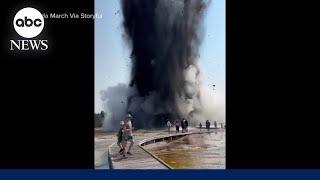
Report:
120,0,210,128
102,0,211,129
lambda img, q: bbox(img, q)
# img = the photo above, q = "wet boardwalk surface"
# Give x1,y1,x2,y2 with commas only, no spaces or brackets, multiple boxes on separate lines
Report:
145,130,225,169
95,131,115,169
108,136,168,169
95,128,225,169
95,129,171,169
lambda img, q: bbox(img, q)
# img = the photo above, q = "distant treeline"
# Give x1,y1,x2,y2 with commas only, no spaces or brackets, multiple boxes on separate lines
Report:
95,111,105,128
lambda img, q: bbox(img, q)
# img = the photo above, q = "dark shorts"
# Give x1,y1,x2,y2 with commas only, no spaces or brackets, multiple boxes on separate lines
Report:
117,136,122,143
122,135,133,141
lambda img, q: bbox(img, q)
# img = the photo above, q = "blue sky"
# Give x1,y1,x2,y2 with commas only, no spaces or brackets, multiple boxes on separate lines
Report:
95,0,225,113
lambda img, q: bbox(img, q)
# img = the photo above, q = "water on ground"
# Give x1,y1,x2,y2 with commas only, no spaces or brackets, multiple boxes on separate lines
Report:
145,130,225,169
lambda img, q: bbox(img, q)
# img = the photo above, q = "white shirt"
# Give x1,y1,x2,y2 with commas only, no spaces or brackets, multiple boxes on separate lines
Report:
124,120,133,136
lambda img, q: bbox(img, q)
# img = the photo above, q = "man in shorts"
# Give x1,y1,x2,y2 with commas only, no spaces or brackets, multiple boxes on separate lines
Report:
121,113,134,158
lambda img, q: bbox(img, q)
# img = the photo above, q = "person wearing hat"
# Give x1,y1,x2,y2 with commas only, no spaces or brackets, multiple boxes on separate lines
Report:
121,113,134,158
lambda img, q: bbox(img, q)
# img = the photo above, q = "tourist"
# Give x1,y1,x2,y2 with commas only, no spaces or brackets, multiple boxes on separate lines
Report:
181,119,185,133
199,122,202,131
184,119,189,132
206,120,210,131
117,121,125,154
175,120,180,133
121,113,134,158
166,119,172,134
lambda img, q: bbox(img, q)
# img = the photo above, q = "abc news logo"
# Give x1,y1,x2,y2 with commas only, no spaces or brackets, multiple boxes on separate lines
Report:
10,7,48,51
16,17,42,27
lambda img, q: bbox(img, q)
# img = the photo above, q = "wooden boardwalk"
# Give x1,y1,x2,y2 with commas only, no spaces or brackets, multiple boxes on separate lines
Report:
108,130,215,169
108,136,168,169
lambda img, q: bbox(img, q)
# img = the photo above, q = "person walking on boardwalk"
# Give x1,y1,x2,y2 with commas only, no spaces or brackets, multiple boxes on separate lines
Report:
166,119,172,134
199,122,202,131
175,120,180,133
180,119,185,133
206,120,210,131
214,121,217,129
117,121,125,154
121,113,134,158
184,119,189,132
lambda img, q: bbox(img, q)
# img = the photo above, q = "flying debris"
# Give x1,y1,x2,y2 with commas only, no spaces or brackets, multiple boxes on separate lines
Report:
116,0,211,128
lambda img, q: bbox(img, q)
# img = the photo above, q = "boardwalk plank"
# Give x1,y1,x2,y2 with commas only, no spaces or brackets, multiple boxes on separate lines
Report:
109,137,168,169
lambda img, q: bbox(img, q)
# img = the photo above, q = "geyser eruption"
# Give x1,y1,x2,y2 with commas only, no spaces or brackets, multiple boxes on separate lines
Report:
102,0,216,130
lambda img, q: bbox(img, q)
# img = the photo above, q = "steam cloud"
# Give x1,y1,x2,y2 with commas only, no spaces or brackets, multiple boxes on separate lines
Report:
102,0,225,130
